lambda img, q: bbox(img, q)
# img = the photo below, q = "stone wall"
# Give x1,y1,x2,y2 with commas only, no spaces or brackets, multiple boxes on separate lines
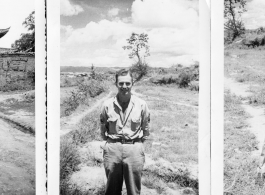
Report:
0,53,34,72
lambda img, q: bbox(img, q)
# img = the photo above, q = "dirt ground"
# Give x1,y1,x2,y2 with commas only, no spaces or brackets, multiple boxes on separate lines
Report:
225,76,265,155
0,118,35,194
0,91,35,194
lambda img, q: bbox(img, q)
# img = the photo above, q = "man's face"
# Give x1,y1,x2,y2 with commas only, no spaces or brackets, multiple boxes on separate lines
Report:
116,73,133,96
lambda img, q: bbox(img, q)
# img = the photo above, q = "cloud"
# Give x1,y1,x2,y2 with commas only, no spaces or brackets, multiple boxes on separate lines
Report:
242,0,265,29
61,0,199,67
61,0,84,16
131,0,198,29
108,8,120,17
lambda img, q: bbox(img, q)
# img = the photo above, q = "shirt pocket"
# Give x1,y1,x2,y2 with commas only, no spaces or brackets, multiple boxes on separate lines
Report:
131,115,141,131
107,116,119,132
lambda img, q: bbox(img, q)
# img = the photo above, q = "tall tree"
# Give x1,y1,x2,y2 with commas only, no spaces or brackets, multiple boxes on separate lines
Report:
123,32,150,82
224,0,247,42
12,11,35,52
123,32,150,65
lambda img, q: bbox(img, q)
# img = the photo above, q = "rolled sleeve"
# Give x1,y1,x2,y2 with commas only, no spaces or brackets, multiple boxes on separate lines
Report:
141,102,150,141
100,104,108,140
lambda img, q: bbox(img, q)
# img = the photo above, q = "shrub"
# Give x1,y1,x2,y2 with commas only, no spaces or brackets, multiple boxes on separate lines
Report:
130,62,149,82
179,72,192,88
63,79,107,116
78,79,106,98
63,91,85,116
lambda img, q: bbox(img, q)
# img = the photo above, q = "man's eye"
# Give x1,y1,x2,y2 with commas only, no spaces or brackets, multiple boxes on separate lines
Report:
126,83,131,86
119,82,124,86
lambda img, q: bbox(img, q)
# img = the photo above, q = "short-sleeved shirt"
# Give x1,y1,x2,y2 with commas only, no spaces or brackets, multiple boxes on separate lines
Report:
100,94,150,140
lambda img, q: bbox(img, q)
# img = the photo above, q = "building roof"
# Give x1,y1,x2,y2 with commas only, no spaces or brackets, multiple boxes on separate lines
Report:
0,52,35,57
0,27,10,39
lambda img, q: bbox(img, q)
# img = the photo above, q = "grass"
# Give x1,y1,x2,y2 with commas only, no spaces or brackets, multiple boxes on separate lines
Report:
225,48,265,107
224,91,264,194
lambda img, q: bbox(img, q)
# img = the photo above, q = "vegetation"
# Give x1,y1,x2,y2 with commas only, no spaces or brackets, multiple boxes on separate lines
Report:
63,79,107,116
224,42,265,193
123,32,150,82
11,11,35,52
224,0,247,42
224,92,263,194
148,64,199,91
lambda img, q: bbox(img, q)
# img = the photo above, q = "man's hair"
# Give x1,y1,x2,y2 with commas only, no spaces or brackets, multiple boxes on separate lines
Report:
115,69,133,84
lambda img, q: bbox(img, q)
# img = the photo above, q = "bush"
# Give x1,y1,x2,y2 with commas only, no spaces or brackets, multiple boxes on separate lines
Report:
150,74,179,85
0,82,34,92
179,72,192,88
63,79,107,116
78,79,106,98
130,62,149,82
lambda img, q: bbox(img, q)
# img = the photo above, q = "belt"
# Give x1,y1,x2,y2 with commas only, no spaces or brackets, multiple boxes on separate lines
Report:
107,137,142,144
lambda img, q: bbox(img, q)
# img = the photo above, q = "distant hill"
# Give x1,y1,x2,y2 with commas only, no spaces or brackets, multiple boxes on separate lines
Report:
60,66,126,73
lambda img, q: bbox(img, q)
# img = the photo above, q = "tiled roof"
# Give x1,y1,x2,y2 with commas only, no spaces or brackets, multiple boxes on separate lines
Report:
0,27,10,39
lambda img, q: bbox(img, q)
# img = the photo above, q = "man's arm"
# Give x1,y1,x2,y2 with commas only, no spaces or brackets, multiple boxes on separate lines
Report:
100,104,108,140
141,101,150,141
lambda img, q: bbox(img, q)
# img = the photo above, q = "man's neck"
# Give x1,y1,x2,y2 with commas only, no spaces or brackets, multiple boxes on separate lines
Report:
117,93,131,104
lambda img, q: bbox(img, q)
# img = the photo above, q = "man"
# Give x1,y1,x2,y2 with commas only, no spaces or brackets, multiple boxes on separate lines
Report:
100,69,150,195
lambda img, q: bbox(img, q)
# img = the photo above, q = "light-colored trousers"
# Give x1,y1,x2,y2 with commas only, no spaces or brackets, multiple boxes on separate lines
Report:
103,141,145,195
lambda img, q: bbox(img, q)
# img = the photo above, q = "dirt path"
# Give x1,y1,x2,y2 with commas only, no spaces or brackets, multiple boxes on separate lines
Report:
60,91,113,136
0,90,34,102
0,118,35,195
224,77,265,154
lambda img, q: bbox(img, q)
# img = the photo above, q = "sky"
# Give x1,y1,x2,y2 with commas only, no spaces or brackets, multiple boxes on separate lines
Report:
242,0,265,29
0,0,34,48
61,0,199,68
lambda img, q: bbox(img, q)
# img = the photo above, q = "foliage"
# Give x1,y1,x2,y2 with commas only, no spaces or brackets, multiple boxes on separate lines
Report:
130,62,149,82
122,32,150,64
63,90,85,116
63,79,107,116
78,79,106,98
179,72,192,88
224,0,247,42
11,11,35,52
